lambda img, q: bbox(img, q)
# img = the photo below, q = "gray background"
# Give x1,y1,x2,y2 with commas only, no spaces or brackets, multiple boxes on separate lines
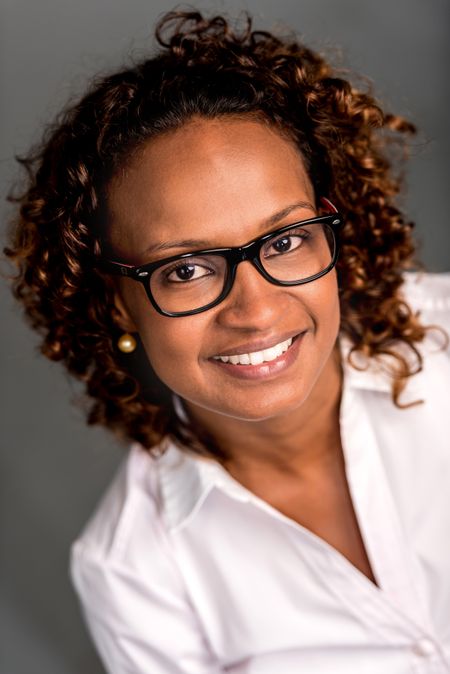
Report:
1,1,449,673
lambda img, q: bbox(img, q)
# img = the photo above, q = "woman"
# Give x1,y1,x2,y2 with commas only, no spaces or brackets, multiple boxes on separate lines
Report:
5,9,450,674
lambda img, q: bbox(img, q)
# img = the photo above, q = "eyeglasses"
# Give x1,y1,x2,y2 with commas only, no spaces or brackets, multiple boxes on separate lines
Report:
98,198,342,317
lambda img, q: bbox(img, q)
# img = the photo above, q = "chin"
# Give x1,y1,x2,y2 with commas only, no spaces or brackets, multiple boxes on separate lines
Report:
201,386,310,424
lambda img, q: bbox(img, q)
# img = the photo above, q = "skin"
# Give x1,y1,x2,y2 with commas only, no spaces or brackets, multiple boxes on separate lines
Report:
107,116,377,583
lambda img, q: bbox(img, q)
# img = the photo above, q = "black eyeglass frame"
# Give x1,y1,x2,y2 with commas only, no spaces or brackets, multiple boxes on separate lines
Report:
98,205,343,318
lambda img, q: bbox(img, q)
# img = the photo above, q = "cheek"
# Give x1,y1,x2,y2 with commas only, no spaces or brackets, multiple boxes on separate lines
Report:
299,272,341,337
136,313,209,388
324,280,341,329
322,277,341,336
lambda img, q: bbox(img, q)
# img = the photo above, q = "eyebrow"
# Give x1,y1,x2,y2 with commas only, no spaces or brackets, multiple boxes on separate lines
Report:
143,200,315,255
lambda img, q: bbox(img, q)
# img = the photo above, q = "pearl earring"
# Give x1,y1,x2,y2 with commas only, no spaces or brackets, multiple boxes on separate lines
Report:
117,333,137,354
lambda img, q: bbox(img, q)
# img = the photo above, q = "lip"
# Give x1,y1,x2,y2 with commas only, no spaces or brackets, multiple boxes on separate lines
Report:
209,330,304,359
208,331,306,381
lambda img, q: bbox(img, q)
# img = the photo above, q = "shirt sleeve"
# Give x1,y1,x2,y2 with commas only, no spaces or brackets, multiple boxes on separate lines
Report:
70,535,222,674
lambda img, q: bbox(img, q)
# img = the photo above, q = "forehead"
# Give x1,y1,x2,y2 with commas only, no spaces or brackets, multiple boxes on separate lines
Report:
106,117,315,259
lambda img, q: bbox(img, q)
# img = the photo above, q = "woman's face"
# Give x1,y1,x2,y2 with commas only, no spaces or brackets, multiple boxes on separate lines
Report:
107,116,341,422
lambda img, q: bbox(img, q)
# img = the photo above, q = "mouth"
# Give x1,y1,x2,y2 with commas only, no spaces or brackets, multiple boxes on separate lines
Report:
209,331,305,381
212,335,295,366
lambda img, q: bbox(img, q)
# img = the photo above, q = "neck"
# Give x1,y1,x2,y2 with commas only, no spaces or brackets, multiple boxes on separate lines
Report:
185,342,344,482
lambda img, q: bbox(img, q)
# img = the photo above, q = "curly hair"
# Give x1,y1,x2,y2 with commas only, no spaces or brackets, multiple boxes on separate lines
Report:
4,9,437,460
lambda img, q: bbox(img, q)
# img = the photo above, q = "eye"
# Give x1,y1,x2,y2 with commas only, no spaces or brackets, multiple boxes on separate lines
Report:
264,228,309,257
164,261,213,283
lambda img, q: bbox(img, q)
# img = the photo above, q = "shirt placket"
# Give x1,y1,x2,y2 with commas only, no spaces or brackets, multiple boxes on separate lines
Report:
337,382,450,672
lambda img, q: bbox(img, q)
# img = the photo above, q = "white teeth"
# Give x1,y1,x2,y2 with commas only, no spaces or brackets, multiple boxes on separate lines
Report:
263,345,279,361
250,351,264,365
214,337,293,366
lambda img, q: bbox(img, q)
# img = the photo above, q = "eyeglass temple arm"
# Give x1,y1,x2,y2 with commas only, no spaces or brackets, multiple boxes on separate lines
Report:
96,258,139,277
320,197,338,214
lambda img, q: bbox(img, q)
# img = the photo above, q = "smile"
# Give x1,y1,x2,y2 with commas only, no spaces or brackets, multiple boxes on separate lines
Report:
213,337,293,366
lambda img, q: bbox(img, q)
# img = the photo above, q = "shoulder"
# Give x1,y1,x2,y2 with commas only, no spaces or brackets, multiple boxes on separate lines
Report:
400,273,450,390
401,270,450,338
70,442,184,612
340,271,450,401
69,443,222,673
71,444,161,564
398,272,450,392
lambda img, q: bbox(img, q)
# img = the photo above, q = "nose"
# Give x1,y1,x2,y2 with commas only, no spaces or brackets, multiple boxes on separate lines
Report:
215,259,290,330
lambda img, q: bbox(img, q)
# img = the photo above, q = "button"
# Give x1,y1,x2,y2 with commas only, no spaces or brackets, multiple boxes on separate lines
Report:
411,638,436,657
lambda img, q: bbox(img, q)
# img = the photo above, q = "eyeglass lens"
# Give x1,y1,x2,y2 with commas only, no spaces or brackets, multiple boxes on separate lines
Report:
149,222,336,314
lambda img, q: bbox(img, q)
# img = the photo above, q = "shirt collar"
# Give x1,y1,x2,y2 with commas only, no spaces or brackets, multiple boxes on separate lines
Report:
156,439,252,532
156,334,421,532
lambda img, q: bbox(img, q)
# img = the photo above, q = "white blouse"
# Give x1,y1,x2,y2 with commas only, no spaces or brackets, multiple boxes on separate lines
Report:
70,272,450,674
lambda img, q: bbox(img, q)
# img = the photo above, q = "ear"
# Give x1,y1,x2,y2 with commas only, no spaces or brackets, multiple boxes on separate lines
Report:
106,277,139,333
112,290,138,333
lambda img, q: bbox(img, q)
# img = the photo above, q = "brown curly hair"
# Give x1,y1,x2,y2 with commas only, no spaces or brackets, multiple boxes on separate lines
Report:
4,9,436,460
